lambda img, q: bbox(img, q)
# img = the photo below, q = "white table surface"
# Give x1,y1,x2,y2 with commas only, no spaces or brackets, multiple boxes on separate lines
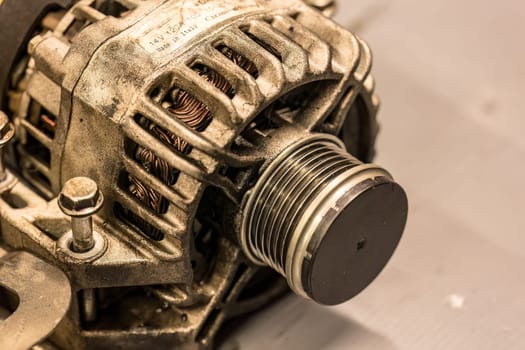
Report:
233,1,525,349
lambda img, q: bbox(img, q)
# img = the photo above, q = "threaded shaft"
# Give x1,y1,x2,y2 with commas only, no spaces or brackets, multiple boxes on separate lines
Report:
243,136,360,272
241,134,408,305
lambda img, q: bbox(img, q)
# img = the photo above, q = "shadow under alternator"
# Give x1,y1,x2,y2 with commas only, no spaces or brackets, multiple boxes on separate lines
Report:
218,294,398,350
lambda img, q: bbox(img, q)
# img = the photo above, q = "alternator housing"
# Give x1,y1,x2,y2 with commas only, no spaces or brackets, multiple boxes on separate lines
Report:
0,0,396,349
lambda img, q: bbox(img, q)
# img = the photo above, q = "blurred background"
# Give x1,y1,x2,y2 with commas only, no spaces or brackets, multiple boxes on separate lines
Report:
233,1,525,349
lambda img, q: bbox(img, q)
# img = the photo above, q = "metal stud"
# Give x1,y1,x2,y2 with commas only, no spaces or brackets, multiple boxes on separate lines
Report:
58,177,104,253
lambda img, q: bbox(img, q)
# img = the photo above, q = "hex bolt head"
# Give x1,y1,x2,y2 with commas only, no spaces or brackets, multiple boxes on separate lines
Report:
58,177,104,253
58,177,104,217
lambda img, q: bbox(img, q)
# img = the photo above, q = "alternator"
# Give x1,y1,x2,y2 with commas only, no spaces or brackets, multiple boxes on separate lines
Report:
0,0,408,349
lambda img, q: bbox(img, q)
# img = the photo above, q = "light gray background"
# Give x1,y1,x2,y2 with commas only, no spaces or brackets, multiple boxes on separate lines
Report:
233,1,525,349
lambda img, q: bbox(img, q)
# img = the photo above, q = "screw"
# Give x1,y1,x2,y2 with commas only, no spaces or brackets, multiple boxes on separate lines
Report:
58,177,104,253
0,111,15,181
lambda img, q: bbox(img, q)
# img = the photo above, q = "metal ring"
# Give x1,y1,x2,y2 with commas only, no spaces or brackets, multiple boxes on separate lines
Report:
57,230,107,261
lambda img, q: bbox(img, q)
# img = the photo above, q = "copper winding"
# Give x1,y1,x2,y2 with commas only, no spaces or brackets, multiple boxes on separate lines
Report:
40,114,57,132
128,63,238,239
33,106,57,137
220,47,259,77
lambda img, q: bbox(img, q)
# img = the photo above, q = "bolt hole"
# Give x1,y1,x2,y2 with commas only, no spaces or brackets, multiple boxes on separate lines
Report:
356,238,367,252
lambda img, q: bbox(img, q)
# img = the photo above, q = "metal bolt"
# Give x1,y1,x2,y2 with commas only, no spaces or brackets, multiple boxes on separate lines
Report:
0,111,15,181
58,177,104,253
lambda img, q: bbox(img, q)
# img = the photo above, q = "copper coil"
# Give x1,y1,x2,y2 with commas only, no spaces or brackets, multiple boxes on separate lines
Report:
32,111,57,137
130,173,164,212
169,91,212,130
126,58,267,241
130,175,149,204
203,69,233,95
147,186,165,212
127,67,234,239
128,172,167,239
40,114,57,131
136,147,175,185
220,47,259,77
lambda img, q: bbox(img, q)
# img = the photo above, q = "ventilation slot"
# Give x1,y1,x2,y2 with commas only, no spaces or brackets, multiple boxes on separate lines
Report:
25,103,57,139
22,133,51,166
196,308,221,343
268,15,332,73
65,1,135,38
20,165,52,198
191,64,235,98
21,100,55,152
216,45,259,78
132,114,191,160
122,136,176,240
64,18,92,39
93,0,133,17
240,26,283,61
160,87,213,135
263,81,328,126
114,202,165,241
119,169,170,215
66,4,99,39
18,100,54,197
231,81,331,154
120,73,230,241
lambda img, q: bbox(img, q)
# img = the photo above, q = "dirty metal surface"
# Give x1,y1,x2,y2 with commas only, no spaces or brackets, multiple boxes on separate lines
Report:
0,252,71,350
